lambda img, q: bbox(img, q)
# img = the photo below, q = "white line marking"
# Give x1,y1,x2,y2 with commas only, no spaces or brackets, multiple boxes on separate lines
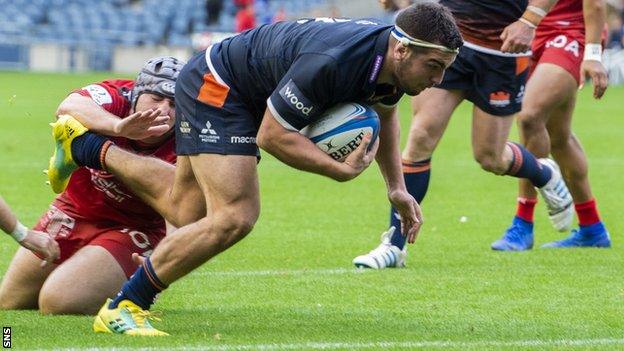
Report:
191,268,371,277
37,338,624,351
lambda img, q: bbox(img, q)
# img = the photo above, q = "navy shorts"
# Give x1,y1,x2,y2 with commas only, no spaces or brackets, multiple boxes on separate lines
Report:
175,48,260,156
437,45,529,116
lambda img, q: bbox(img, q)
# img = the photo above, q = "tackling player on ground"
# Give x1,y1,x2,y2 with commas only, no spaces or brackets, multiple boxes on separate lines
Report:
491,0,611,250
0,57,183,315
46,3,462,335
354,0,569,268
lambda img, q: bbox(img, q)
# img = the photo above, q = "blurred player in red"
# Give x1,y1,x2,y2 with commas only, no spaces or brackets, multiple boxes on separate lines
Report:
0,196,59,265
492,0,611,249
0,56,185,315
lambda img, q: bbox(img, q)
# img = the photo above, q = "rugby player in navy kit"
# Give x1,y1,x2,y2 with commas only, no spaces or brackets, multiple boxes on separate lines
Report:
46,3,462,335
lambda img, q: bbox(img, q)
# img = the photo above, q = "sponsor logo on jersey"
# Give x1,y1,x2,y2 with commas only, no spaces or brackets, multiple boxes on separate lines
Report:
279,79,314,117
83,84,113,105
489,91,511,107
230,136,256,144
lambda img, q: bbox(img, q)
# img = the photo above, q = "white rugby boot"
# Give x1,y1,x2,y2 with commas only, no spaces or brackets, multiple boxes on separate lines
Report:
537,158,574,232
353,227,407,269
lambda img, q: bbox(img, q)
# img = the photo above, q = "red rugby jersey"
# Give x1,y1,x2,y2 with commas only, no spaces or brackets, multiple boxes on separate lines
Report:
539,0,584,32
53,79,176,233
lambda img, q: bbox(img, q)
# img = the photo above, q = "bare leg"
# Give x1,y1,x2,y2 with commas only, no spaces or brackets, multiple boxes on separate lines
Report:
403,88,464,161
39,246,126,315
149,154,260,283
104,149,205,227
517,63,578,200
0,247,56,310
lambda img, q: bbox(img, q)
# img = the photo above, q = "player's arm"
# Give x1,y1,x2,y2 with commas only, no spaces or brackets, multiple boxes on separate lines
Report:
56,92,169,140
257,108,377,182
500,0,559,53
581,0,608,98
0,196,59,267
373,104,422,243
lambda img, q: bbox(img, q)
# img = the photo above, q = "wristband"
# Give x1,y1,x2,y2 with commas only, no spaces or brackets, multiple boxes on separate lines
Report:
527,5,547,18
10,221,28,242
583,43,602,62
519,17,537,29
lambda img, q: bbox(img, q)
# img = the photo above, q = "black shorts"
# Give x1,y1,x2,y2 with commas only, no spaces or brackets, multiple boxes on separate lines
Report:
437,45,529,116
175,48,260,156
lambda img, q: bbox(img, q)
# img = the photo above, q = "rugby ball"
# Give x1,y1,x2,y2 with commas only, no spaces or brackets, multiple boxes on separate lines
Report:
300,103,380,162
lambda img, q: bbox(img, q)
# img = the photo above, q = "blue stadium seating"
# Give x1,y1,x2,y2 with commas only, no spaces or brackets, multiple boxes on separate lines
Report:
0,0,330,70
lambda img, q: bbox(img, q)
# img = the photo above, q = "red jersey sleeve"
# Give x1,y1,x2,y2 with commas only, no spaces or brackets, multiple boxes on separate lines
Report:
73,79,134,117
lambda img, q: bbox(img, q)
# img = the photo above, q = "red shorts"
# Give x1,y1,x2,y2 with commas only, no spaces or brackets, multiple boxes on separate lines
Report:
33,206,165,278
530,29,585,84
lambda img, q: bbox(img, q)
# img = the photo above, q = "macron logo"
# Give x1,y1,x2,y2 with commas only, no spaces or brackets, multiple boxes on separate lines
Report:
280,79,313,117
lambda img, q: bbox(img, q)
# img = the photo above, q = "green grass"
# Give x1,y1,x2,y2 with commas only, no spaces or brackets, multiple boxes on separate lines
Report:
0,71,623,350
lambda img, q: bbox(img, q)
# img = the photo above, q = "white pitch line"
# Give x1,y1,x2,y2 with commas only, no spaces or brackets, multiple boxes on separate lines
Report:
191,267,371,277
37,338,624,351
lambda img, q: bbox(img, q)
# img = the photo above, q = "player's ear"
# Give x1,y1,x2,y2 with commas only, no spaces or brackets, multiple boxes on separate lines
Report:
393,41,410,61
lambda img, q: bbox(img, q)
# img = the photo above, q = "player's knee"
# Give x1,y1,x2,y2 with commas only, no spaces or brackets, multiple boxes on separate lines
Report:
474,150,506,175
517,115,545,137
199,209,258,248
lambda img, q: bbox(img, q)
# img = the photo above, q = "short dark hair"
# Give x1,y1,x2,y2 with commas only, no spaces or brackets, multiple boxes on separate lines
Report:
395,2,463,51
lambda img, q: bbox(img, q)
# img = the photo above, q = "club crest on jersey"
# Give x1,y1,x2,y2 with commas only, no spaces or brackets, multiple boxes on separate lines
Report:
279,79,314,117
489,91,511,107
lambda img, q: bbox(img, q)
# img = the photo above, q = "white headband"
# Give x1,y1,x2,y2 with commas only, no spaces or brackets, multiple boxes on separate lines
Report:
391,25,459,54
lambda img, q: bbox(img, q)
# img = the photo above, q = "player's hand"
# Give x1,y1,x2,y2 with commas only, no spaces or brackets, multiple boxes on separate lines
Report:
579,60,608,99
113,109,171,140
388,190,422,244
19,230,60,268
500,20,535,53
339,133,379,181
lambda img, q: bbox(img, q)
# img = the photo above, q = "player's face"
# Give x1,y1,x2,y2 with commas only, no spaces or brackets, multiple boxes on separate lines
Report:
134,92,176,130
395,48,456,96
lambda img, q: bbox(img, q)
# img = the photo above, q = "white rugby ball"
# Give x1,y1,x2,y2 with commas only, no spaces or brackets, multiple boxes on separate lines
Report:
300,103,380,162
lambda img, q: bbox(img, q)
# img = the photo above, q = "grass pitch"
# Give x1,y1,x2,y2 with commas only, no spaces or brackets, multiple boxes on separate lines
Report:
0,71,623,350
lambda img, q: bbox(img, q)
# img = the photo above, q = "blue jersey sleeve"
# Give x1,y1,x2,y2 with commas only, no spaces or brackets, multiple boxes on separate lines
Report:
267,54,337,131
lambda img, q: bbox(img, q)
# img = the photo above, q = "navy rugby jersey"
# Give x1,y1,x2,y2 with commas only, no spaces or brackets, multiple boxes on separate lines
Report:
440,0,528,51
208,18,403,131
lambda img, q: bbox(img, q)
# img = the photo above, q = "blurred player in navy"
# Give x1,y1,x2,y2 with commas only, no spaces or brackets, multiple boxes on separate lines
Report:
353,0,572,268
45,3,462,335
0,57,183,315
492,0,611,250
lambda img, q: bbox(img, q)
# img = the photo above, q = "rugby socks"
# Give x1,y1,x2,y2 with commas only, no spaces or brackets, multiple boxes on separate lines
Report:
389,158,431,249
516,197,538,223
70,132,111,170
505,142,552,188
109,257,168,310
575,199,601,227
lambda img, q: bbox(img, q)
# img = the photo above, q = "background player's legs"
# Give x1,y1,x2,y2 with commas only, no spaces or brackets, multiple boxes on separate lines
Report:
518,63,609,247
471,107,516,175
38,246,126,315
107,154,260,312
104,148,205,227
0,247,56,310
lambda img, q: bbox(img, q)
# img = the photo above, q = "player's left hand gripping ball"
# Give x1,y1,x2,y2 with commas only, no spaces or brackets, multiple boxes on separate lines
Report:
47,115,88,194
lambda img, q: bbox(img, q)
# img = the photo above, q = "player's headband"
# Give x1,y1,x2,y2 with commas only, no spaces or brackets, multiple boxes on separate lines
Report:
391,26,459,54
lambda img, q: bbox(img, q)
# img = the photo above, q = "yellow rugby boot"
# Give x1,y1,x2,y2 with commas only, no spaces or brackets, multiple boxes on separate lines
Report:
47,115,88,193
93,298,169,336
